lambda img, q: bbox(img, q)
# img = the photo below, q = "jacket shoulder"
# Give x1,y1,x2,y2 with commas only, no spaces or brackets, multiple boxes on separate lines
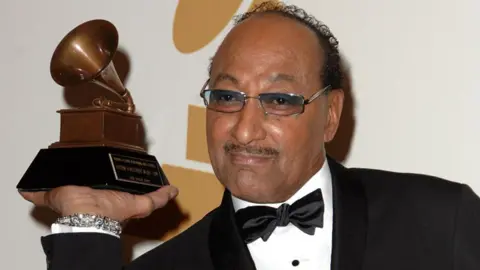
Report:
344,166,467,211
348,166,463,192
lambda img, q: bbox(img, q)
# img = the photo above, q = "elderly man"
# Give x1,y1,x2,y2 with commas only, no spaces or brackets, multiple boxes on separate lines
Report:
21,1,480,270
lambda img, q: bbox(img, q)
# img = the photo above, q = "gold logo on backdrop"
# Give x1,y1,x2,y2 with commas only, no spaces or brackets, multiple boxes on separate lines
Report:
173,0,277,53
159,0,276,241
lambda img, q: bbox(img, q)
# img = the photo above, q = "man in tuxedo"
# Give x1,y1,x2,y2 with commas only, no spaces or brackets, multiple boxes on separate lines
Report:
21,1,480,270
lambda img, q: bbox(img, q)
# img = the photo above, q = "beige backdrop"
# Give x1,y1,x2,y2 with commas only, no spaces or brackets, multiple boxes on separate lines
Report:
3,0,479,268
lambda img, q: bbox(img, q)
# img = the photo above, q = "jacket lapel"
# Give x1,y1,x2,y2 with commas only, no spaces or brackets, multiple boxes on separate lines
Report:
208,190,256,270
207,157,368,270
328,157,368,270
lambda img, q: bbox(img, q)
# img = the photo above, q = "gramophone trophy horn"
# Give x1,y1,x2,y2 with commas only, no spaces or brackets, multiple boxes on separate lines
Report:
17,19,169,195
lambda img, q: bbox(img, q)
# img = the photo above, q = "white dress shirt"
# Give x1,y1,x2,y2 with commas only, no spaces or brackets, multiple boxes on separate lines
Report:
50,160,333,270
231,159,333,270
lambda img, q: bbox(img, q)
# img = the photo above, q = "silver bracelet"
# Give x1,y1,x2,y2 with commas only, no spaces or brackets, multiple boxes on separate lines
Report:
55,213,122,235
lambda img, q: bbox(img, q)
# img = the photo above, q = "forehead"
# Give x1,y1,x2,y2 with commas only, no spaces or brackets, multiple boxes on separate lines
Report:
211,14,323,86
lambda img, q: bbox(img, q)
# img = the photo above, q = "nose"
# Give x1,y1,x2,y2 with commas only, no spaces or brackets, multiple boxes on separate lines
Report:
231,98,267,145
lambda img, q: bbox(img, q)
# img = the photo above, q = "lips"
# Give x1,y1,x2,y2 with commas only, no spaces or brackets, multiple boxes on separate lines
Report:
229,152,275,166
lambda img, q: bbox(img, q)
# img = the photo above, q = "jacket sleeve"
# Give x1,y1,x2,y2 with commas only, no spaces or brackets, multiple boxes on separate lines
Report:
453,184,480,269
41,233,124,270
41,232,174,270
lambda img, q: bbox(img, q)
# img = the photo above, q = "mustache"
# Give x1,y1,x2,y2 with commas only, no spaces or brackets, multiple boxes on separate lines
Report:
223,142,279,156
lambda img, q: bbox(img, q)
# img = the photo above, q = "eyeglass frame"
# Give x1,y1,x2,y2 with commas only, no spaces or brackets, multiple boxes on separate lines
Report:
199,79,332,116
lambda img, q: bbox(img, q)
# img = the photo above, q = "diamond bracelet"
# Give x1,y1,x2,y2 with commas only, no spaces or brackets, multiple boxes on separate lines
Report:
55,213,122,235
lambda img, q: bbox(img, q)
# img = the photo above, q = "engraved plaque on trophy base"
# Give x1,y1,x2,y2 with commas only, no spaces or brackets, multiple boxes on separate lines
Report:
16,146,168,195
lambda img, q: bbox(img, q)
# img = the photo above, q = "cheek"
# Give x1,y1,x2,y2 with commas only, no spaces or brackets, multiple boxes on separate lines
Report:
264,121,300,166
275,126,299,153
269,116,322,164
206,113,235,150
263,121,284,147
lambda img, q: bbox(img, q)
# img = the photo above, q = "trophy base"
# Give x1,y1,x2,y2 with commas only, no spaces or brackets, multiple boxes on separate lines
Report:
16,146,169,195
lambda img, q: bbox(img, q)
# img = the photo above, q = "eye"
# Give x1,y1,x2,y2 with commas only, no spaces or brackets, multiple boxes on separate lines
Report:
209,90,242,103
272,97,290,105
261,94,295,106
218,93,235,101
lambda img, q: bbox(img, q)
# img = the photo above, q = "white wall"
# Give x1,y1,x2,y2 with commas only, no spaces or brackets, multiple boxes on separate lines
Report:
1,0,479,268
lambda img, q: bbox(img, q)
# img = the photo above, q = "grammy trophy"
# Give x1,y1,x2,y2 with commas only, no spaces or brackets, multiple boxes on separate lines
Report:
16,19,169,195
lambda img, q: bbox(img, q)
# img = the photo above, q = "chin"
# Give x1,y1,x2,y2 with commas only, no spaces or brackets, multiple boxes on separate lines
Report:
219,167,282,203
229,181,280,203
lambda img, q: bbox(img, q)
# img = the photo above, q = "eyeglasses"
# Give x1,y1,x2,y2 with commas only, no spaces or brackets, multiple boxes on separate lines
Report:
199,79,332,116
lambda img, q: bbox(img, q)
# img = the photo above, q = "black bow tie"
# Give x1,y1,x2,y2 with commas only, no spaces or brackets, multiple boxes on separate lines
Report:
234,189,324,244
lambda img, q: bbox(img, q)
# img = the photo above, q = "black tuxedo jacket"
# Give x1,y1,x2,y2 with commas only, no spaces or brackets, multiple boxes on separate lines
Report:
41,159,480,270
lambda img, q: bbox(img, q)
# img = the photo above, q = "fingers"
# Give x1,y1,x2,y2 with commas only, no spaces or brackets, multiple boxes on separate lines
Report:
132,185,179,218
19,191,49,207
148,185,179,209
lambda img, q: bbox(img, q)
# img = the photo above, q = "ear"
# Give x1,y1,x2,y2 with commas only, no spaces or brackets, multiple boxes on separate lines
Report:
323,89,344,143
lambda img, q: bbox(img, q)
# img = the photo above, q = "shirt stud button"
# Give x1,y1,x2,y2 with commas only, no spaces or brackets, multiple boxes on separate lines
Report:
292,260,300,266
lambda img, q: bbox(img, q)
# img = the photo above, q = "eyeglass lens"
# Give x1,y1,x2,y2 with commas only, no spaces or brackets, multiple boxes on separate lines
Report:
203,90,305,115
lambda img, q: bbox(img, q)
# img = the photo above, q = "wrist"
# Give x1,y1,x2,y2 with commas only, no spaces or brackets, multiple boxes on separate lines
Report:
60,204,126,223
54,213,122,236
